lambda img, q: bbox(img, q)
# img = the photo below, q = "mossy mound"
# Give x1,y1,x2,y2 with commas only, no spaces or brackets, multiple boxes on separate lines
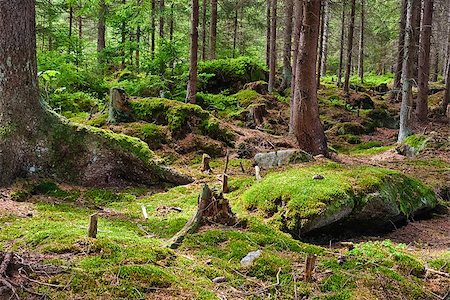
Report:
242,163,437,237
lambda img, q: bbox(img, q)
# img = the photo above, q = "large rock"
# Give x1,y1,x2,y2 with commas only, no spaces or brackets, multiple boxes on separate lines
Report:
254,149,313,169
242,165,437,238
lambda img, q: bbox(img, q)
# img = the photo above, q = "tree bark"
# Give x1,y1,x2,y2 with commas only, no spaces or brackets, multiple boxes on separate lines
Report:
443,51,450,112
186,0,199,104
151,0,156,59
444,3,450,81
121,0,126,69
343,0,356,94
337,0,346,87
208,0,217,60
290,0,303,134
159,0,165,39
281,0,293,90
233,7,238,58
357,0,365,83
268,0,277,93
266,0,271,67
316,1,324,89
201,0,208,60
320,0,330,76
394,0,407,90
97,0,106,58
411,1,421,84
136,26,141,70
292,0,329,157
398,0,419,142
416,0,434,122
169,1,174,42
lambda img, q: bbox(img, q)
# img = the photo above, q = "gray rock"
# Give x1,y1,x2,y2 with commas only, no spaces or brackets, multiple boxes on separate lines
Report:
254,149,313,169
212,276,227,284
240,250,262,267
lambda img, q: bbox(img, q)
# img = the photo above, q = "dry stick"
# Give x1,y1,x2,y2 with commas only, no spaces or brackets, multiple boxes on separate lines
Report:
255,166,262,181
426,268,450,278
222,150,230,194
141,205,149,220
223,150,230,175
304,254,317,282
0,252,12,275
240,161,245,173
88,213,98,238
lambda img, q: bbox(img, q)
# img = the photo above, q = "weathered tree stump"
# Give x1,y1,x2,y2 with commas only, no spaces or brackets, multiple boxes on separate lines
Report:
167,184,236,249
88,213,98,238
107,87,135,123
201,153,212,173
248,104,267,127
304,254,317,282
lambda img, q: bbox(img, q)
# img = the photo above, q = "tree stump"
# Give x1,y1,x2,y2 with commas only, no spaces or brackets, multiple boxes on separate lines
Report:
304,254,317,282
107,87,135,123
88,213,98,238
248,104,267,127
167,184,236,249
201,153,212,173
255,166,262,181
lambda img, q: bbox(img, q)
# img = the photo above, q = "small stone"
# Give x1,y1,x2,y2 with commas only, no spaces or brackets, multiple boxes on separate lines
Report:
313,174,324,180
337,255,346,265
314,154,325,160
212,276,226,284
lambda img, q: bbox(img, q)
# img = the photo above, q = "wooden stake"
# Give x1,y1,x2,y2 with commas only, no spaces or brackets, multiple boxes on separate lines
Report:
222,174,229,194
255,166,262,181
223,150,230,175
201,153,211,173
240,161,245,173
88,213,98,238
304,254,317,282
141,205,149,220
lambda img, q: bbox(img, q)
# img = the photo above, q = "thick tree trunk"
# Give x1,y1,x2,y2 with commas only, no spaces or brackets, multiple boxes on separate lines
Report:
186,0,199,104
416,0,434,122
316,1,324,88
289,0,303,134
394,0,407,90
357,0,364,83
343,0,356,94
281,0,293,90
201,0,208,60
151,0,156,59
292,0,329,157
209,0,217,59
320,0,329,76
97,0,106,57
398,0,419,142
159,0,165,39
337,0,346,87
0,0,192,187
266,0,271,67
268,0,277,93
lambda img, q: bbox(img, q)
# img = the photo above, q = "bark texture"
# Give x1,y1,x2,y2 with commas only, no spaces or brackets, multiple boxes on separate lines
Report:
357,0,364,83
394,0,407,90
292,0,329,157
201,0,208,60
268,0,278,93
209,0,217,59
320,0,330,76
343,0,356,94
186,0,200,103
97,0,106,54
281,0,294,90
416,0,434,122
337,0,346,87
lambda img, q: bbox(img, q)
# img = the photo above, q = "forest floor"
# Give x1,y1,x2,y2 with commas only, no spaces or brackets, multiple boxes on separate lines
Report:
0,81,449,299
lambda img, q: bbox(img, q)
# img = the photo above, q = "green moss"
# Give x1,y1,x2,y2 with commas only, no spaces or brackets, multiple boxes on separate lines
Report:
403,134,429,153
0,123,16,138
32,181,80,201
86,113,108,127
335,122,366,135
232,89,261,108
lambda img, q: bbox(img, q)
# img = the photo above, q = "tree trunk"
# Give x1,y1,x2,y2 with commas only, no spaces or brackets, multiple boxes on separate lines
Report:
136,26,141,70
316,1,324,88
411,1,421,84
343,0,356,94
281,0,293,90
337,0,346,87
201,0,207,60
97,0,106,57
444,3,450,81
416,0,434,122
159,0,165,39
266,0,271,67
443,52,450,112
268,0,277,93
233,7,238,58
121,0,126,69
151,0,156,59
209,0,217,59
292,0,329,157
186,0,199,104
431,48,439,82
394,0,407,90
320,0,330,76
289,0,303,134
357,0,364,83
398,0,419,142
169,1,174,42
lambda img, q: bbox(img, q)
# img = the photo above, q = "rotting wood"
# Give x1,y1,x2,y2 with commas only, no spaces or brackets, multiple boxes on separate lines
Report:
222,174,229,194
88,213,98,238
201,153,212,173
304,254,317,282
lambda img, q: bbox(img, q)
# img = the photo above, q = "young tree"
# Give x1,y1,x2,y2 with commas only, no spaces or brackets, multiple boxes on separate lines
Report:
280,0,293,90
209,0,217,59
343,0,356,94
201,0,208,60
337,0,346,87
443,56,450,112
266,0,271,66
292,0,329,156
320,0,329,76
151,0,156,58
268,0,277,93
186,0,200,103
159,0,165,39
398,0,419,142
357,0,365,83
416,0,434,122
97,0,106,56
394,0,407,90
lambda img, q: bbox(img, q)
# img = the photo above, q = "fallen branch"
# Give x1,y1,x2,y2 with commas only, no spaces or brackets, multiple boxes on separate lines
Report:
426,268,450,278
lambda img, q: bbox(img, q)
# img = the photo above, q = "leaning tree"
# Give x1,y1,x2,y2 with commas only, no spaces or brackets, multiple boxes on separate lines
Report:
0,0,191,187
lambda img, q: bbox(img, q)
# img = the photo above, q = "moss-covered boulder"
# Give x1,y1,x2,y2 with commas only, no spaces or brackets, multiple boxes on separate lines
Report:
254,149,313,169
242,164,437,237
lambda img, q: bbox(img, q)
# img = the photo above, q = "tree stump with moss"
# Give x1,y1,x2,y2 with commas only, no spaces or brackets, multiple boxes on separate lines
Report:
107,87,135,123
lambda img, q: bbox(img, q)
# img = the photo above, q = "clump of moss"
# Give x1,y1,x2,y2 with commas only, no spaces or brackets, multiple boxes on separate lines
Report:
86,113,108,127
335,122,366,135
403,134,429,153
233,90,261,108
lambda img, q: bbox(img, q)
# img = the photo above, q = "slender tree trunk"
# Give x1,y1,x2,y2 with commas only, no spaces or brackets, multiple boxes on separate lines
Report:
316,1,324,88
292,0,329,157
431,48,439,82
281,0,293,90
343,0,356,94
69,5,73,54
320,0,329,76
443,56,450,111
337,0,346,87
416,0,434,122
121,0,126,69
266,0,271,67
186,0,199,104
209,0,217,59
201,0,207,60
411,1,421,84
151,0,156,59
233,7,238,58
394,0,407,90
97,0,106,57
398,0,419,142
290,0,303,134
136,26,141,70
159,0,165,39
444,4,450,81
169,1,174,42
268,0,277,93
357,0,364,83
